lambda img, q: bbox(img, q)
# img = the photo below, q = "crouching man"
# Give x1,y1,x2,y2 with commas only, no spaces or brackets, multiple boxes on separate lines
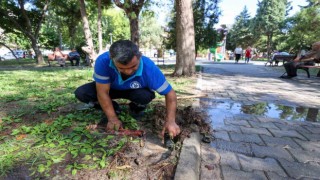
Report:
74,40,180,138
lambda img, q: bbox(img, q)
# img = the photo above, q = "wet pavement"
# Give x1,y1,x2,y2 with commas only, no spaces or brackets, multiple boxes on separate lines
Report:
175,60,320,180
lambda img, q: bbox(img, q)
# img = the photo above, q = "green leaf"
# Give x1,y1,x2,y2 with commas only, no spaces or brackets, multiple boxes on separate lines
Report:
99,160,106,168
38,164,46,173
11,129,20,135
72,169,77,175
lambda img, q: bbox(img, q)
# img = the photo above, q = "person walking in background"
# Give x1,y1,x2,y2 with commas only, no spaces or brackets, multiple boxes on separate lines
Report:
245,46,252,63
234,45,242,63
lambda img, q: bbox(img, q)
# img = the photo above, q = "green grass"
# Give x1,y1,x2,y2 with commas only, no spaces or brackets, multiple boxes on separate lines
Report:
0,60,197,178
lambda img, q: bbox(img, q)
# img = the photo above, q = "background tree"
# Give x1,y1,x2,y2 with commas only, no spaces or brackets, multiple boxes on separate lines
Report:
227,6,253,50
174,0,195,76
166,0,220,57
0,0,50,64
113,0,146,46
193,0,220,56
252,0,288,58
283,2,320,51
139,11,163,52
79,0,97,66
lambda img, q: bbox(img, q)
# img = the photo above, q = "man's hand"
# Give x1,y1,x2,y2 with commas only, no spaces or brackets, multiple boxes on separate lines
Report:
161,120,181,138
106,117,123,130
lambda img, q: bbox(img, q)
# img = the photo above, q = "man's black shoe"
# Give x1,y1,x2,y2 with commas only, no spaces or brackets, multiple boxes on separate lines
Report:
129,109,145,120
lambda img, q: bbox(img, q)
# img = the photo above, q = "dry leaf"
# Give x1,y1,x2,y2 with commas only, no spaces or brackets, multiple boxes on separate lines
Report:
16,134,27,140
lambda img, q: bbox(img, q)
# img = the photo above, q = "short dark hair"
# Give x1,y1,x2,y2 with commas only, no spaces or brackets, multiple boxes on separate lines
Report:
109,40,141,65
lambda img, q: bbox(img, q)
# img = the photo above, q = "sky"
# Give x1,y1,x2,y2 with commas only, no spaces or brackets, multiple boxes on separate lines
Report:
215,0,309,28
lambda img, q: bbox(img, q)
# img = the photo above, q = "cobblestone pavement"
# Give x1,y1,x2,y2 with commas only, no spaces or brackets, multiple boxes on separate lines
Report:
188,61,320,179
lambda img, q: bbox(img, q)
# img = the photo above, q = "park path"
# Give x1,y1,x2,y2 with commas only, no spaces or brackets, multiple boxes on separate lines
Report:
175,60,320,180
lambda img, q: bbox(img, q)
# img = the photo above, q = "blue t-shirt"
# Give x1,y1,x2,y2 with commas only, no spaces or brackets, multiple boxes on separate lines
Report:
93,52,172,95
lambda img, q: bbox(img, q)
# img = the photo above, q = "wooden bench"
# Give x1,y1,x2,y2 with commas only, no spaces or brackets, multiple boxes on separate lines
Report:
297,65,320,78
265,54,296,66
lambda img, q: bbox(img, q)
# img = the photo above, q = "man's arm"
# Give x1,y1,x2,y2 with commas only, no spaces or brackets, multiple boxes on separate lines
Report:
161,89,180,137
96,82,122,130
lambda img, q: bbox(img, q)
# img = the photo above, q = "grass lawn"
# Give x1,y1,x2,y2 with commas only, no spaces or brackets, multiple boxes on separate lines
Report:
0,58,199,178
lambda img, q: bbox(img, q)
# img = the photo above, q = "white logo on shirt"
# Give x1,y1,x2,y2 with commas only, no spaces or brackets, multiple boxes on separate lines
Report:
130,81,141,89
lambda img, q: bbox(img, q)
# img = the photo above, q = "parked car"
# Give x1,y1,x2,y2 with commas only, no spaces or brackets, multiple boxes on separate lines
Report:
0,50,25,60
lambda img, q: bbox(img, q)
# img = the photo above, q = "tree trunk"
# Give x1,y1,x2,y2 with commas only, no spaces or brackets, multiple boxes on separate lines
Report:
79,0,97,66
30,37,44,64
97,0,103,53
266,32,273,60
173,0,196,76
129,17,139,46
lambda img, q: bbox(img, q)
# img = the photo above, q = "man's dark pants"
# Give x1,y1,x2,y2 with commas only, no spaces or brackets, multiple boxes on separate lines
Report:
284,61,298,77
74,81,155,113
69,56,80,66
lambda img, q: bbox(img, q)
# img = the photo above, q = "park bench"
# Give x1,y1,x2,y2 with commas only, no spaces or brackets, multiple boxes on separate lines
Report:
297,64,320,78
265,54,296,66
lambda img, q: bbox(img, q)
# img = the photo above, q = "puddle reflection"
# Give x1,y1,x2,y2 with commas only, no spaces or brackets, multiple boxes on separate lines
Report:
200,99,320,122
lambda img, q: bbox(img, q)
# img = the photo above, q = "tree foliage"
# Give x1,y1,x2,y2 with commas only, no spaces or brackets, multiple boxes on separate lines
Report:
252,0,288,58
0,0,50,64
227,6,253,50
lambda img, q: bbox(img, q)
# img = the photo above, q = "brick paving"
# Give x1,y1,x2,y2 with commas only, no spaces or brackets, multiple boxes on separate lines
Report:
196,61,320,179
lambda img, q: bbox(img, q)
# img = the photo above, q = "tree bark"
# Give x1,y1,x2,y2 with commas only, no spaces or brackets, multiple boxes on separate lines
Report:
113,0,145,46
79,0,97,66
98,0,103,53
129,17,140,46
173,0,196,76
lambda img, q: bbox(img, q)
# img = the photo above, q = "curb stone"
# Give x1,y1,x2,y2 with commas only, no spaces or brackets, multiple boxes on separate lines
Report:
174,132,201,180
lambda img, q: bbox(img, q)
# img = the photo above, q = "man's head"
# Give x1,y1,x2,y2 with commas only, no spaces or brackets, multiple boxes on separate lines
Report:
110,40,142,76
312,41,320,51
55,47,60,51
110,40,141,65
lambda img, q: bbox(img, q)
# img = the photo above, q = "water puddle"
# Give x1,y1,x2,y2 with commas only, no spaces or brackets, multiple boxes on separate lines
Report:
200,98,320,122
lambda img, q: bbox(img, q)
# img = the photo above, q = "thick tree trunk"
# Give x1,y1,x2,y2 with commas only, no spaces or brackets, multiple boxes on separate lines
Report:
98,0,103,53
173,0,196,76
129,17,139,46
79,0,97,66
30,37,44,64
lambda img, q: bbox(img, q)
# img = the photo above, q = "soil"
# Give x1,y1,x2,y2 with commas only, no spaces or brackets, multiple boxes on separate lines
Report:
2,100,211,180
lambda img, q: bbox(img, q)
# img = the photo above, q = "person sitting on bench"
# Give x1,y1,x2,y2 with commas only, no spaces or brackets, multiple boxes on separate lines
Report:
68,48,80,66
280,41,320,79
48,47,67,67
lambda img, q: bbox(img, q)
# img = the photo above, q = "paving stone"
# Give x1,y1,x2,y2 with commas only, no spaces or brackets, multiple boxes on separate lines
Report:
225,119,251,127
212,124,242,133
292,139,320,153
256,116,278,123
211,139,253,156
279,159,320,179
266,172,295,180
240,126,272,136
268,129,307,140
251,144,294,162
213,131,230,141
303,126,320,134
301,133,320,141
274,122,311,134
221,166,267,180
288,148,320,163
238,154,287,177
229,132,264,145
260,135,302,149
248,121,280,130
200,143,221,180
217,149,240,170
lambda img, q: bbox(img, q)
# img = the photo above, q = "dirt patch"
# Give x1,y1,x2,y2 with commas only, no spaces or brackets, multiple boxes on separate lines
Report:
2,101,211,180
